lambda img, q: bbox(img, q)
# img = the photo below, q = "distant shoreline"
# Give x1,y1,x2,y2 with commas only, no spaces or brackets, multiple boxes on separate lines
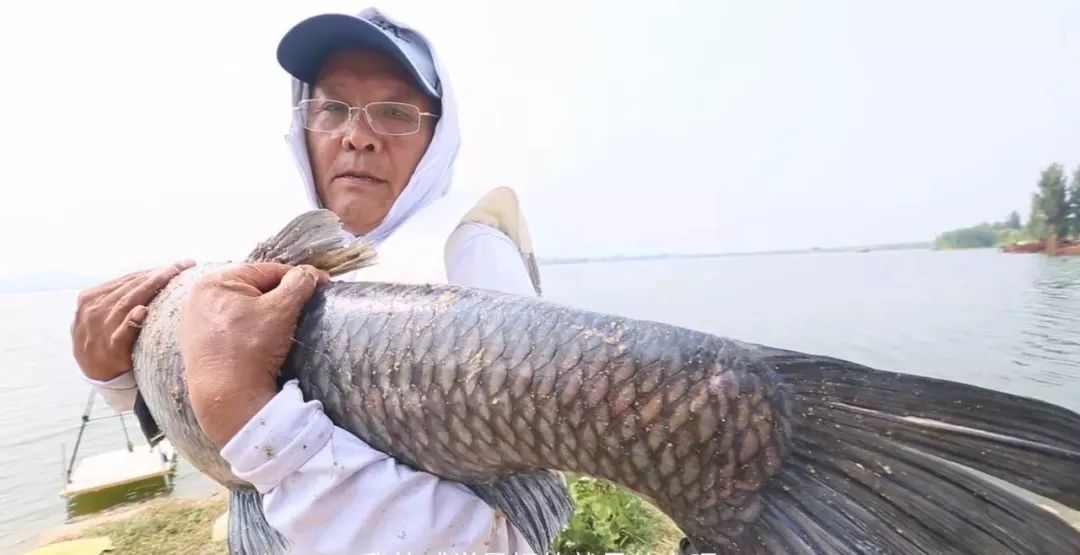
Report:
0,242,937,293
538,242,933,266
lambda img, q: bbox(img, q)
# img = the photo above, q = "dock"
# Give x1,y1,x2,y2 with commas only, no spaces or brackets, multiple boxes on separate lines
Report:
61,441,176,499
59,390,178,503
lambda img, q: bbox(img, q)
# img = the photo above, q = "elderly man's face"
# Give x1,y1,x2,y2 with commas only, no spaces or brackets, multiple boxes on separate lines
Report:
306,49,437,236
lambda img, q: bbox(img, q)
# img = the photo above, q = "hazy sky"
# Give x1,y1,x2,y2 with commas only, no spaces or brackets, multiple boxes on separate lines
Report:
1,0,1078,279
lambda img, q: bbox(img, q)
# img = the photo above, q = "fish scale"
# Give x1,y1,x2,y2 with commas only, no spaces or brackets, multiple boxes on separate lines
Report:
278,280,789,545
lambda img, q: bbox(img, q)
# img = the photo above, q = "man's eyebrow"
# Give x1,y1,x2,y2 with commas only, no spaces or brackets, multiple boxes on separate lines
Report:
314,80,351,94
316,78,416,98
380,89,425,103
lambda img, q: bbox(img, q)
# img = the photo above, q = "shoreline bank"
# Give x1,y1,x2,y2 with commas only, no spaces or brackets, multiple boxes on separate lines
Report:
27,486,228,555
26,487,1079,555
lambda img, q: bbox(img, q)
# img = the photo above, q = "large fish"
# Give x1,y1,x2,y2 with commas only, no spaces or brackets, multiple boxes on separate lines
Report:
131,210,1080,555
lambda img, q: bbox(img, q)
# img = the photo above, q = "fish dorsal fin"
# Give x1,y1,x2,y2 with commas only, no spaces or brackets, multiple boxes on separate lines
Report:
246,210,377,276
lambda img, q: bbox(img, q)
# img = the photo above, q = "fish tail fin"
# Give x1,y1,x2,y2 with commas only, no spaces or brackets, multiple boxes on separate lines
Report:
246,209,377,275
687,347,1080,554
227,488,290,555
468,470,576,555
132,390,164,447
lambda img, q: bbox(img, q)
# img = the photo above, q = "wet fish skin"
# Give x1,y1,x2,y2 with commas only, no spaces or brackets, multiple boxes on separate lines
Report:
133,262,251,488
283,280,793,545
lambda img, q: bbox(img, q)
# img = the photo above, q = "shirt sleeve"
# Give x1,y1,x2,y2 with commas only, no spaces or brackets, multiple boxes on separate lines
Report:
81,371,138,413
221,381,532,555
445,222,539,298
218,222,541,554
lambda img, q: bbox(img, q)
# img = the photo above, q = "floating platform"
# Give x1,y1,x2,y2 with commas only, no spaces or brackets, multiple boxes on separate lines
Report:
61,441,176,499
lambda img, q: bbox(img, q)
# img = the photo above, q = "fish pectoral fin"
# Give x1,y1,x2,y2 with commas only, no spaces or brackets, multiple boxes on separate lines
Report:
467,470,575,555
246,209,378,276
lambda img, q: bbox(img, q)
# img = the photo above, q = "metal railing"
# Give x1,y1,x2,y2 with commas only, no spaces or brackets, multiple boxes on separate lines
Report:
62,390,135,485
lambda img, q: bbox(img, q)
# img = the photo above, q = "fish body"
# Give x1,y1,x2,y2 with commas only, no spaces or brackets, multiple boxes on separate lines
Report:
132,210,1080,554
284,280,790,543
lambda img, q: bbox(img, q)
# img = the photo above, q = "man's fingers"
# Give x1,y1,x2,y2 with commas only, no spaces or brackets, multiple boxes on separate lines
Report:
110,260,194,317
260,265,328,312
215,263,297,294
103,260,194,304
109,305,149,355
128,305,149,325
217,263,328,293
81,270,147,304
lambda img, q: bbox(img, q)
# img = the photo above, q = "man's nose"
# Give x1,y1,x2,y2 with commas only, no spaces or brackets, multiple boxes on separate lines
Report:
340,109,379,152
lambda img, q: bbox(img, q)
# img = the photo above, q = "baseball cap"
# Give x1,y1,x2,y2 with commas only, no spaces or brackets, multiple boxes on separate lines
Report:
277,10,441,99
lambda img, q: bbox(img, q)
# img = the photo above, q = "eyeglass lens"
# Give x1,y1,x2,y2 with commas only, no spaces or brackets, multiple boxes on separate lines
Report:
299,100,422,135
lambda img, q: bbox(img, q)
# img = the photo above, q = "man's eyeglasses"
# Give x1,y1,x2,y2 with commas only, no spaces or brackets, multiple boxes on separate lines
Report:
294,99,439,136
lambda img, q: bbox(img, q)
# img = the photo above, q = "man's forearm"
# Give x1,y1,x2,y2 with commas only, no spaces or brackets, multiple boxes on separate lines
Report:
221,379,533,554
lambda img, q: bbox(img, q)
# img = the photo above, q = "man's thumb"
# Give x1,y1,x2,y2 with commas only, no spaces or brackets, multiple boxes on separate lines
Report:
262,265,328,311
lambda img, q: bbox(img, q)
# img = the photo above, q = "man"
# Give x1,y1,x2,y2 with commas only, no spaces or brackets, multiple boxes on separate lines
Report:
73,7,560,554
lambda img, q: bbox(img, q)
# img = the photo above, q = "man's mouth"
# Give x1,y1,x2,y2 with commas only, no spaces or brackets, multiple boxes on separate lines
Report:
334,170,387,187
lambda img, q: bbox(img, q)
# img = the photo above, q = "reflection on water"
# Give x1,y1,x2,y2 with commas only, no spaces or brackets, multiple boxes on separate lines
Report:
65,473,176,519
1017,258,1080,386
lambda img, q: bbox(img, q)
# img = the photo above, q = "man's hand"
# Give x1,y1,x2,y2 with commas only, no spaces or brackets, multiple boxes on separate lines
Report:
180,262,329,449
72,260,196,382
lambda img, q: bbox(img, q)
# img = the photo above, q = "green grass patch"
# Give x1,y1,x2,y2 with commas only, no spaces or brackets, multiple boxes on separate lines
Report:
554,474,682,554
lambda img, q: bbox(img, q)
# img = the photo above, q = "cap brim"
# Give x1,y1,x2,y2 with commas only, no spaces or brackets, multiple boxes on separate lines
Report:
276,13,438,98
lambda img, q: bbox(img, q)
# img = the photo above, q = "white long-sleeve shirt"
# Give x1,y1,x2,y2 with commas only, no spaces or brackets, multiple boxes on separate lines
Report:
82,223,542,554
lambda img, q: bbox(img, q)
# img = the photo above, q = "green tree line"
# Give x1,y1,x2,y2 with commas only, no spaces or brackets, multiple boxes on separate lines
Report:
935,163,1080,250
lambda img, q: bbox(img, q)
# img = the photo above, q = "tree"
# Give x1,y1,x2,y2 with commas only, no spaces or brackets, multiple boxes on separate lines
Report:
1031,163,1068,254
1006,210,1022,229
934,223,1000,249
1068,166,1080,238
1027,191,1048,239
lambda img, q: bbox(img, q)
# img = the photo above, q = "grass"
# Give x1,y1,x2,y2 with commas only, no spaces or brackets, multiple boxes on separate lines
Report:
64,496,228,555
553,474,683,554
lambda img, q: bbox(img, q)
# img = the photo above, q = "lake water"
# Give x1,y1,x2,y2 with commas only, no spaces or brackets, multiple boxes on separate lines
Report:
2,248,1078,554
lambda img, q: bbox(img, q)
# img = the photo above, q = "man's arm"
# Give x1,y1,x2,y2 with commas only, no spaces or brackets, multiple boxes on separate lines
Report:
221,380,531,554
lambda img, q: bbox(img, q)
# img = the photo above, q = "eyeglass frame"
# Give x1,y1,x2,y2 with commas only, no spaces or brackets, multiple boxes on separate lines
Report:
293,98,440,137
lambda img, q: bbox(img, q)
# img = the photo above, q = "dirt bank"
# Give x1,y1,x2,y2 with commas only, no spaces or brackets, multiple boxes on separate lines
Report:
31,490,228,555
